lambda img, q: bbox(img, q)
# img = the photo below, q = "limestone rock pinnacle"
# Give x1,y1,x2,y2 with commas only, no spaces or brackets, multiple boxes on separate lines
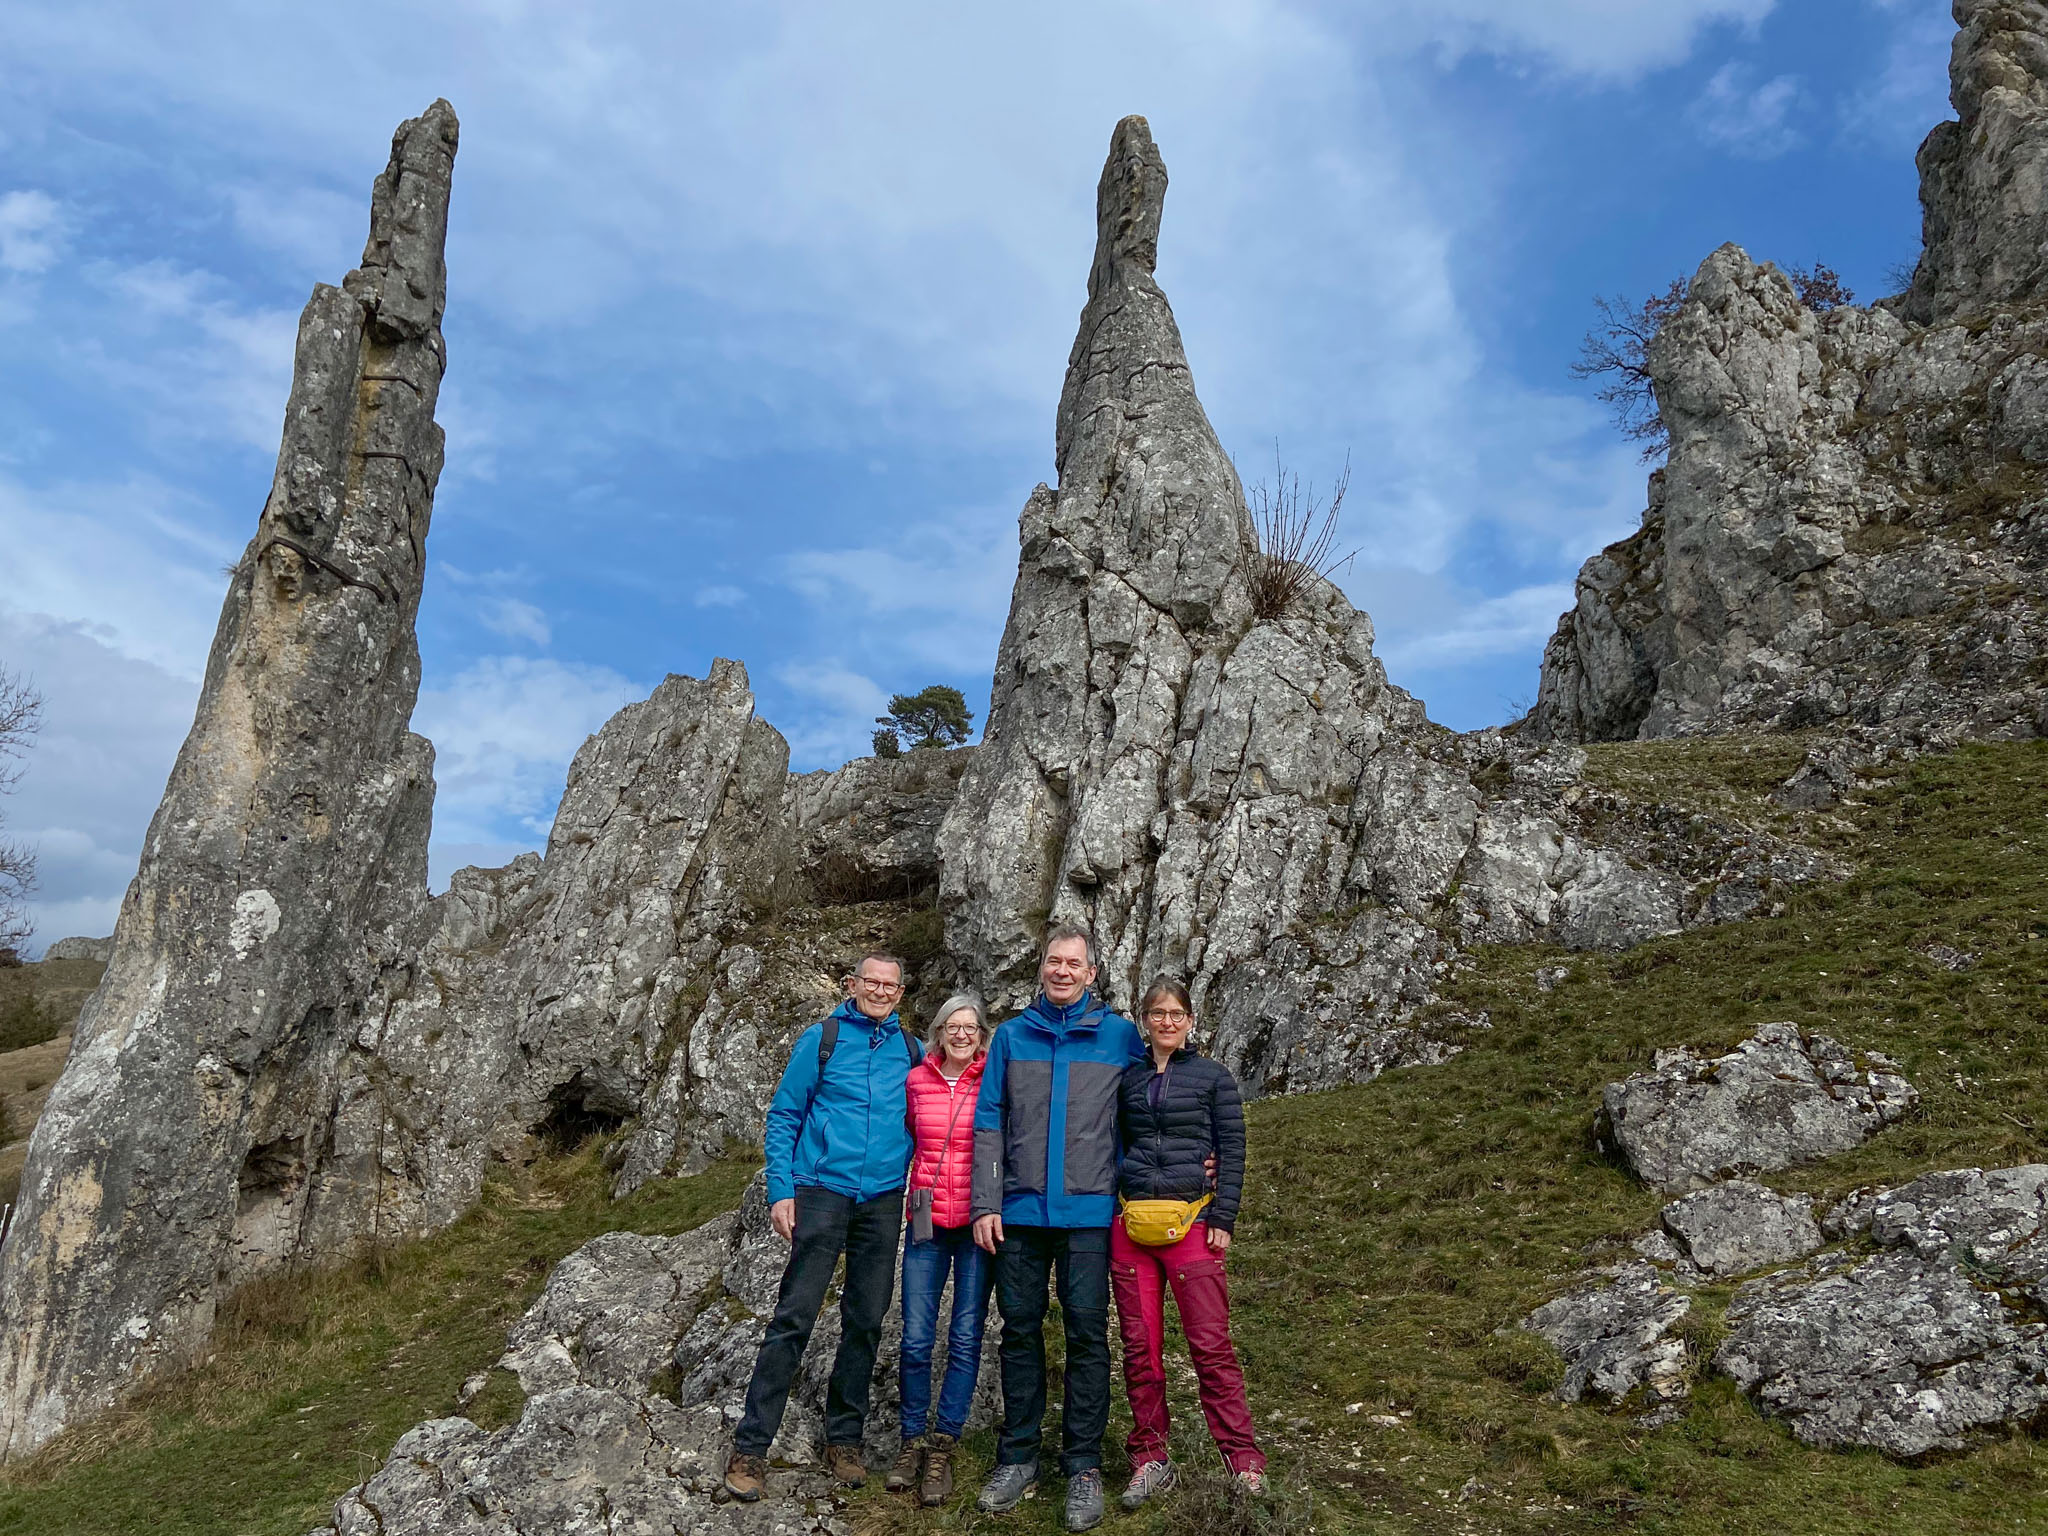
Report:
0,101,458,1462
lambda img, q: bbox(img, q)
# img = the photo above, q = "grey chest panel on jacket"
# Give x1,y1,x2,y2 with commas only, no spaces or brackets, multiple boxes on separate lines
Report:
1063,1059,1122,1197
1004,1060,1052,1194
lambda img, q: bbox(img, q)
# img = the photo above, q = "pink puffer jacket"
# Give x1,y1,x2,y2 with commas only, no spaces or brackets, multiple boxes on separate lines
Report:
906,1052,986,1229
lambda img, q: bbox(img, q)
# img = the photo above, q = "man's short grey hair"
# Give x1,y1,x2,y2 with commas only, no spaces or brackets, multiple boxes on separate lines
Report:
926,992,990,1055
1040,924,1096,966
852,950,906,980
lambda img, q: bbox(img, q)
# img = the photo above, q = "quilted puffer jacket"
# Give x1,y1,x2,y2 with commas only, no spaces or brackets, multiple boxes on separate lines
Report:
1115,1048,1247,1233
906,1052,986,1229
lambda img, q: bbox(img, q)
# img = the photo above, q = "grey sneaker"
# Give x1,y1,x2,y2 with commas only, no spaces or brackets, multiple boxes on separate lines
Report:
1064,1468,1105,1532
977,1460,1039,1513
1120,1458,1179,1510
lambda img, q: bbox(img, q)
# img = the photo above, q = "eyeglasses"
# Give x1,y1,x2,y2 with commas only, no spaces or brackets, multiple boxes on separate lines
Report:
1143,1009,1191,1025
856,976,904,994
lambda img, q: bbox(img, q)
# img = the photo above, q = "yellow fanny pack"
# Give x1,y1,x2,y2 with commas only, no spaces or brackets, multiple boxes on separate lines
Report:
1118,1193,1213,1247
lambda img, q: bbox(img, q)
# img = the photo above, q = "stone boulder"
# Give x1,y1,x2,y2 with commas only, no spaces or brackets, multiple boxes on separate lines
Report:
1601,1023,1917,1193
0,101,459,1464
785,747,971,903
318,1174,997,1535
1654,1180,1822,1278
1520,1262,1691,1411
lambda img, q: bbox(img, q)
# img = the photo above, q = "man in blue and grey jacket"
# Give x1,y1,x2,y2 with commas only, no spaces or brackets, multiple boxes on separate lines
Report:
723,951,923,1503
971,926,1145,1533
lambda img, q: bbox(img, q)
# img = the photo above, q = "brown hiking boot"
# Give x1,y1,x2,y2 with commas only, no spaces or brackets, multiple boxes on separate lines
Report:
826,1442,868,1487
885,1437,924,1493
722,1450,767,1502
919,1432,957,1507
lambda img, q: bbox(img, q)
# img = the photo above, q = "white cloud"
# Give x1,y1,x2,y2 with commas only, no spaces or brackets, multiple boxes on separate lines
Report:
0,190,63,273
476,596,550,646
1382,0,1775,79
771,660,890,767
1842,0,1952,149
693,584,746,609
1690,63,1804,157
1378,580,1576,672
411,654,643,846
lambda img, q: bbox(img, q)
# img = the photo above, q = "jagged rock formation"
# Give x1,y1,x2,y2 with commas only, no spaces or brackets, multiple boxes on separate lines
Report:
1601,1023,1917,1193
318,1175,997,1535
786,748,969,903
0,101,459,1463
1717,1164,2048,1455
940,117,1824,1111
1531,3,2048,746
1646,1181,1822,1280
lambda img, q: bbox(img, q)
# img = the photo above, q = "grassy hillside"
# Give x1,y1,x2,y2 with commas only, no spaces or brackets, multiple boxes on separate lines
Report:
3,739,2046,1534
0,956,105,1211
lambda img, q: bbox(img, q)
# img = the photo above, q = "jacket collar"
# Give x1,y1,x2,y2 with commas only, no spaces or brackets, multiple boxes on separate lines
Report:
1020,990,1104,1038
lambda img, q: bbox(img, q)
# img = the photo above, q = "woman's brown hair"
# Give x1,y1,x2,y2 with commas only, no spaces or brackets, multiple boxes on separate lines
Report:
1137,976,1192,1019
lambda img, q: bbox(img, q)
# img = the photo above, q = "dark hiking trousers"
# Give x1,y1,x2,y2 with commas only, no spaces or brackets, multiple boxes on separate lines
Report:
735,1185,903,1454
994,1224,1112,1475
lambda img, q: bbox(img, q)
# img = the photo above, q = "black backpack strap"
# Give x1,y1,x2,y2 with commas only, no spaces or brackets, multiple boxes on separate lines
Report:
805,1014,842,1116
901,1024,924,1065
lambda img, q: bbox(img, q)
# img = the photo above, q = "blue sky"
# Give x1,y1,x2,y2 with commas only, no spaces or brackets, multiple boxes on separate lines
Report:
0,0,1951,947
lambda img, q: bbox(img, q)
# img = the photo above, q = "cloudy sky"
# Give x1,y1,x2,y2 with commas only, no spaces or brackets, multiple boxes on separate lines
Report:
0,0,1950,947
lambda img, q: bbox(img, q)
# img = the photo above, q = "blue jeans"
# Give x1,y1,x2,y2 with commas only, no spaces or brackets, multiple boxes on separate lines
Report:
899,1222,993,1439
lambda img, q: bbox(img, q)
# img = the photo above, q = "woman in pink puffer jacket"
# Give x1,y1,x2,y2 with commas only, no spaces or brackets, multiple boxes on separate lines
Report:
886,993,991,1506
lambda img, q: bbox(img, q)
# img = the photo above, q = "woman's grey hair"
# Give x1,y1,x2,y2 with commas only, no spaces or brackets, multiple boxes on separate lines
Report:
926,991,990,1055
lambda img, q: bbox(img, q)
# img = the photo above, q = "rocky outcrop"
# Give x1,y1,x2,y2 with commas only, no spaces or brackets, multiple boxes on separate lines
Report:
319,1175,997,1535
1601,1023,1917,1193
1651,1180,1822,1279
1520,1262,1692,1411
940,117,1828,1110
0,102,458,1463
1532,7,2048,747
785,747,970,903
1717,1164,2048,1455
37,938,111,965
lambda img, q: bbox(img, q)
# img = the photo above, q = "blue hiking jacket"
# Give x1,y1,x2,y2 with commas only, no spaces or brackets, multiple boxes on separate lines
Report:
763,999,919,1205
970,990,1146,1228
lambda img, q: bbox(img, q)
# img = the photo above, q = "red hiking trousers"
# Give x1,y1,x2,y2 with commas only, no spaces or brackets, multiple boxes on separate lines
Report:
1109,1216,1265,1474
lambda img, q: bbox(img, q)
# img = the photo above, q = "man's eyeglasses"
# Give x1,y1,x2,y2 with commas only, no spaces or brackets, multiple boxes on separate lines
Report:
856,976,904,994
1143,1009,1190,1025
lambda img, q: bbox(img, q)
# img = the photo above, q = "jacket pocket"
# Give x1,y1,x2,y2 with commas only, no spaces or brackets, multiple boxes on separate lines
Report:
1005,1059,1052,1195
1063,1059,1123,1197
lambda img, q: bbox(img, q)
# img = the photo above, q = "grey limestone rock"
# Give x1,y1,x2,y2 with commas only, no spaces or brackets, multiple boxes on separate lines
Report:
785,747,971,902
36,938,112,964
316,1175,997,1535
0,101,459,1463
939,118,1825,1097
1656,1180,1823,1278
1532,5,2048,748
1602,1023,1917,1193
1520,1261,1692,1409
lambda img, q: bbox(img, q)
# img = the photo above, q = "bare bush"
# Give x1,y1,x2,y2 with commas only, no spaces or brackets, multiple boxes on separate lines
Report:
1571,278,1689,463
0,668,41,957
1787,262,1856,311
1246,447,1356,621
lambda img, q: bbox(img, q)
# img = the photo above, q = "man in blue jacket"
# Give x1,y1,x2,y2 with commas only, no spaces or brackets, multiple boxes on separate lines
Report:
723,951,922,1503
970,926,1145,1533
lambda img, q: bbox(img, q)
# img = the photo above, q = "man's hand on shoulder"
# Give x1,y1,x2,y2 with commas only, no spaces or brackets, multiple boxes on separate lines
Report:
771,1198,797,1242
973,1213,1003,1253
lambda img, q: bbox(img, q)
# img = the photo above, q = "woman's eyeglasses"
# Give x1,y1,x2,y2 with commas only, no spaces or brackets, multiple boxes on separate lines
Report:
1143,1009,1190,1025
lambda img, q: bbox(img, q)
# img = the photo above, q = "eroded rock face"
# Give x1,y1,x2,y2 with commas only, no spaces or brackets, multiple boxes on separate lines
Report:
319,1175,997,1535
1656,1180,1822,1279
0,101,459,1463
1520,1262,1691,1410
1602,1023,1917,1193
786,748,971,903
939,117,1826,1095
37,939,111,965
1532,6,2048,747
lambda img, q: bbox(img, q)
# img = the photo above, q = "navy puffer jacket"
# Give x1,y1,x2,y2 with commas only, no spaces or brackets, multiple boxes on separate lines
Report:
1115,1049,1247,1234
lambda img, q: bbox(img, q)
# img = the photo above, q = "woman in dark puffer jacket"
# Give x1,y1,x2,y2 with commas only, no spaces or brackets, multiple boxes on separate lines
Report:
1110,977,1266,1510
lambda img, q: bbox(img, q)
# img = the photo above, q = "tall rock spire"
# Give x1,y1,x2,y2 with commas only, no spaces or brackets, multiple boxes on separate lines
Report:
938,116,1260,1002
0,101,458,1461
1906,0,2048,322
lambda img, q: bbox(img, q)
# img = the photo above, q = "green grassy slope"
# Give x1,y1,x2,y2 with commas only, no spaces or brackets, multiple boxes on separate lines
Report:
4,740,2047,1535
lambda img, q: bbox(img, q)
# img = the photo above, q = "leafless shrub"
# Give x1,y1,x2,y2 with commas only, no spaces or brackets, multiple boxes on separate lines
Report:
1787,261,1855,311
1571,278,1689,463
1246,447,1356,621
0,668,42,957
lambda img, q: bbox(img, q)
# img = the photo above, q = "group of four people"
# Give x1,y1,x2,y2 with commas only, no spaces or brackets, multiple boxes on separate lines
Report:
719,926,1265,1532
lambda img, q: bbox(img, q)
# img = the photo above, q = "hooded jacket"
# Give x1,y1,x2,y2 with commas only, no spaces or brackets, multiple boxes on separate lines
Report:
1115,1048,1247,1233
763,998,918,1205
971,991,1146,1229
906,1051,987,1228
